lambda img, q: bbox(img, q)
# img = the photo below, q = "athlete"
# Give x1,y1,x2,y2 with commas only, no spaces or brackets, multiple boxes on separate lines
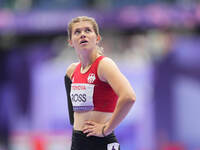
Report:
65,16,136,150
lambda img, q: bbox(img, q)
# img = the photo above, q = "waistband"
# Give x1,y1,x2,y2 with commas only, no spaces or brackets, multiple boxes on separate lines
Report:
73,129,115,138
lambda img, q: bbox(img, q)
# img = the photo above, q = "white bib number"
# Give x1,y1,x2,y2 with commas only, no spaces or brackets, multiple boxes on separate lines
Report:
70,83,94,111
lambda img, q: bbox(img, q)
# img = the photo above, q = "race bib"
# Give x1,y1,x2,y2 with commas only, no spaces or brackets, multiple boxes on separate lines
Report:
70,83,94,111
107,142,120,150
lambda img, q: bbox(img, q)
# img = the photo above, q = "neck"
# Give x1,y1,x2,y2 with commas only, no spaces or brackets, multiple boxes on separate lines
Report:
79,49,99,69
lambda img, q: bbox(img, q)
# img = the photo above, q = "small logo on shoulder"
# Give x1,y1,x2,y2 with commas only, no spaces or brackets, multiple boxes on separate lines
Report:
87,73,96,83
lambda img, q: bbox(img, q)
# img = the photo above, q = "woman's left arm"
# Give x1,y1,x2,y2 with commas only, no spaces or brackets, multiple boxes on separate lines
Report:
83,57,136,137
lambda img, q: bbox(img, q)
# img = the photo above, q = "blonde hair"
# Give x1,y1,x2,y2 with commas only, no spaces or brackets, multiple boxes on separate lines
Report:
67,16,104,55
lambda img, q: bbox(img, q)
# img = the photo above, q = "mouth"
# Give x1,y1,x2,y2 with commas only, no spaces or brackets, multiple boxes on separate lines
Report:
80,40,88,45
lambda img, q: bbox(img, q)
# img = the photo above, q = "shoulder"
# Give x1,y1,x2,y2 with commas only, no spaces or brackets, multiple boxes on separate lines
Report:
66,62,79,79
98,57,120,82
99,57,118,70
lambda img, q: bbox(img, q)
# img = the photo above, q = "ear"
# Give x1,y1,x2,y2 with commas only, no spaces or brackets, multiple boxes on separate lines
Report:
68,40,73,47
96,35,101,44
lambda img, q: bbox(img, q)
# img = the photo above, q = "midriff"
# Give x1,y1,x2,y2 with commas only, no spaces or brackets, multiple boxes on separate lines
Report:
73,111,112,131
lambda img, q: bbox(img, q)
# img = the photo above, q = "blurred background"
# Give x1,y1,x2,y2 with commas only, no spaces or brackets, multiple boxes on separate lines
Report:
0,0,200,150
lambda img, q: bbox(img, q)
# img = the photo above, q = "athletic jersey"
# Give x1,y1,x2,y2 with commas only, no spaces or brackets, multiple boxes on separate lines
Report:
70,56,118,112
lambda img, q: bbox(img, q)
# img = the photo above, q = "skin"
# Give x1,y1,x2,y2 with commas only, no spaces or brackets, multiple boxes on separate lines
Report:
67,20,136,137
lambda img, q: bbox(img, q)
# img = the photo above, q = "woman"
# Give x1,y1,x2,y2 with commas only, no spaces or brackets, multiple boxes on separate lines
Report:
66,16,136,150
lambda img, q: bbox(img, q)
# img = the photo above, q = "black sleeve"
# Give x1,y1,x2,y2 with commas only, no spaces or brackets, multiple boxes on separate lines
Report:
64,75,74,126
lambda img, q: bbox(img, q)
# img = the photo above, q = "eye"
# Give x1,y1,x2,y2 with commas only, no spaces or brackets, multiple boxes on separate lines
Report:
85,28,91,33
74,29,80,35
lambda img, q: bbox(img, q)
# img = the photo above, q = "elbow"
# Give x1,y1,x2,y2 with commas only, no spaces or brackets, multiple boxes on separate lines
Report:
129,94,136,104
131,90,136,102
129,89,136,102
132,94,136,102
123,92,136,104
118,88,136,104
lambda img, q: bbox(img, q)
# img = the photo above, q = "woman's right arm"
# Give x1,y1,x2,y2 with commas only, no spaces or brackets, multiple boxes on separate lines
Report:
66,62,79,79
65,62,78,125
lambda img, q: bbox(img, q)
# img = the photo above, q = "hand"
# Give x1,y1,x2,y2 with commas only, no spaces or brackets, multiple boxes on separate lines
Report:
82,121,108,137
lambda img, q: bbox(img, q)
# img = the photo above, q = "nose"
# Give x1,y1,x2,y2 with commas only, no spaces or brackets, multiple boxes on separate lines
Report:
80,32,86,38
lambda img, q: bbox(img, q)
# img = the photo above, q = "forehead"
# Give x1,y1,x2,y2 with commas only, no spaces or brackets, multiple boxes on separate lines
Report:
72,21,93,31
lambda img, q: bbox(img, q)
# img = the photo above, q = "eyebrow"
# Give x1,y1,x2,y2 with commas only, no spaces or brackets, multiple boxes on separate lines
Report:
73,27,92,32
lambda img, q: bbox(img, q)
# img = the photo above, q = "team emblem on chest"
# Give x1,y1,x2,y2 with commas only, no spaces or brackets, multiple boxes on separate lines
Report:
87,73,96,83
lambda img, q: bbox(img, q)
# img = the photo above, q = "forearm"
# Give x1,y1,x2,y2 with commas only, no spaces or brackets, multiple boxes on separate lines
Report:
104,97,135,135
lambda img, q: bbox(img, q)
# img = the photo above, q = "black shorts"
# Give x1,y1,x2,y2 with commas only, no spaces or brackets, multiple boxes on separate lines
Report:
71,130,120,150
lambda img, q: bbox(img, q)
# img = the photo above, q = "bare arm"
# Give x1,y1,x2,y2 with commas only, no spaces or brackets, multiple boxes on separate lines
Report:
98,58,136,135
65,62,78,125
66,62,79,79
83,57,136,137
